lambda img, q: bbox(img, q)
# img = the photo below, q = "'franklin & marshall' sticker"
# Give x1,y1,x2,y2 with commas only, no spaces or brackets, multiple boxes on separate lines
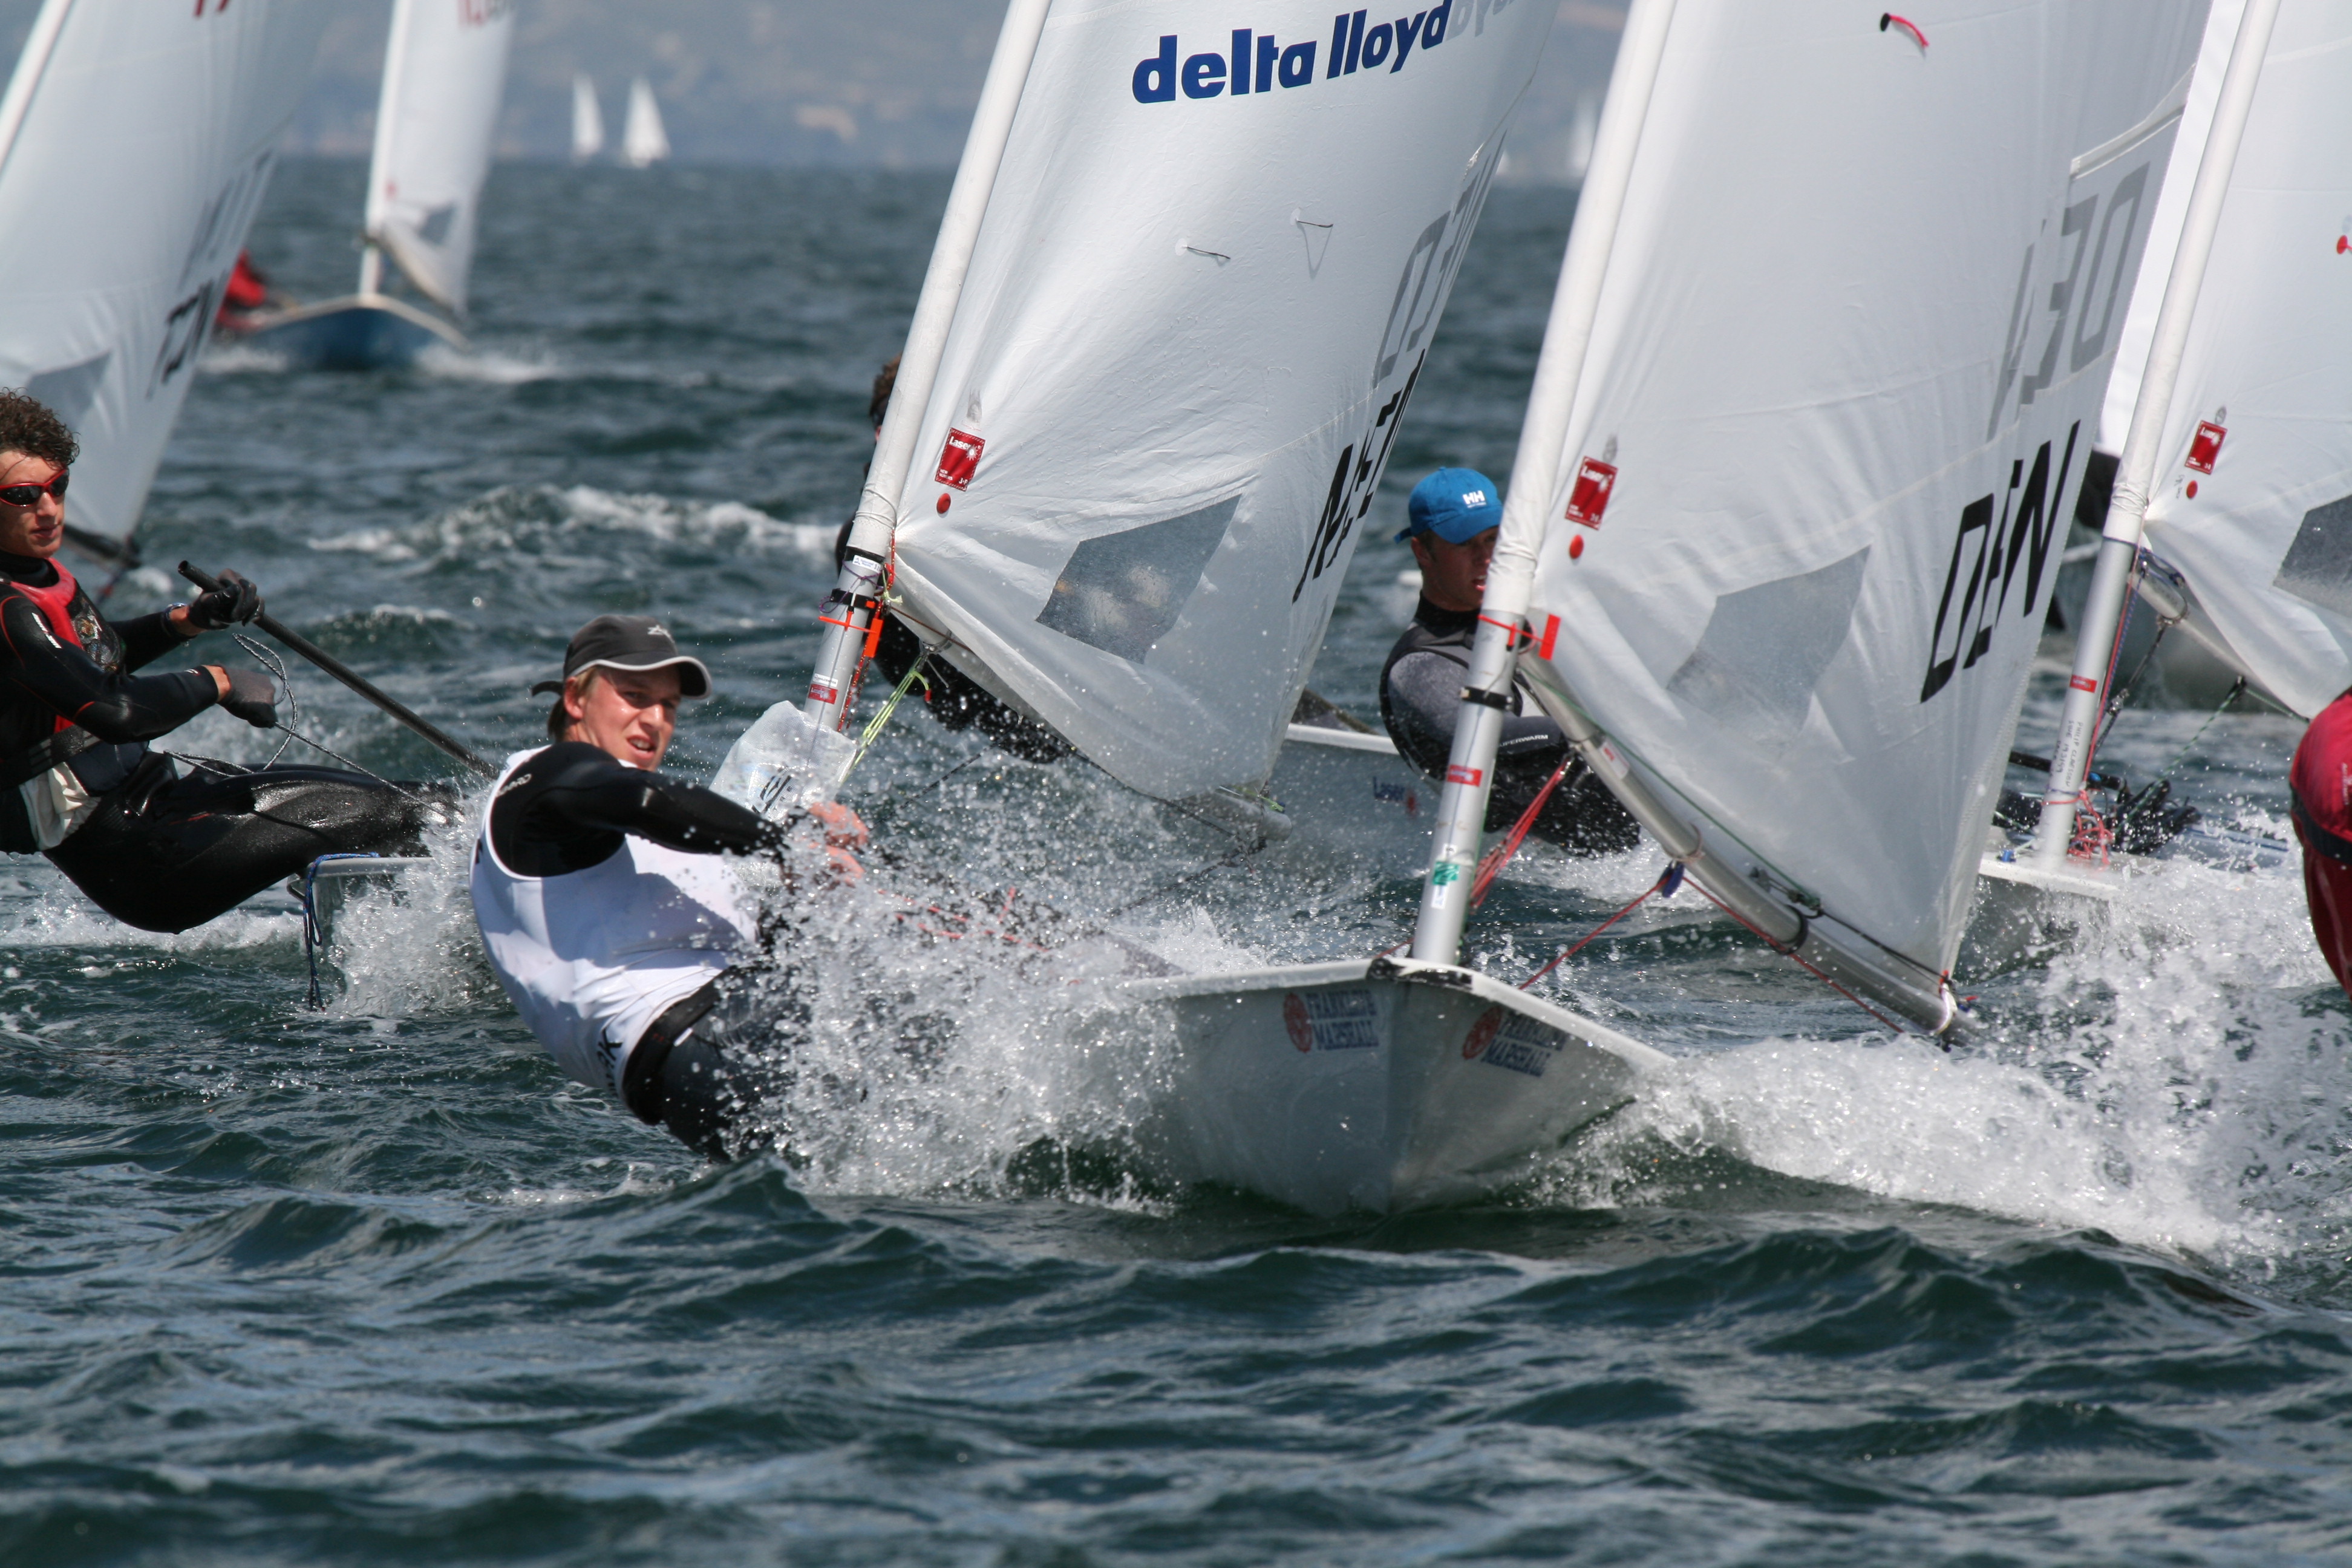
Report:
1461,1007,1565,1077
1283,989,1380,1053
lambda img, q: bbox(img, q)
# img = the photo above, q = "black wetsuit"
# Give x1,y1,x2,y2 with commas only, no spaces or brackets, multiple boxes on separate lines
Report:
1380,598,1639,854
0,552,443,932
481,741,806,1160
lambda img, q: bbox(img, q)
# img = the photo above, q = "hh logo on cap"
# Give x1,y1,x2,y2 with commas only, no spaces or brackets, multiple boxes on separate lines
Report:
1460,489,1487,509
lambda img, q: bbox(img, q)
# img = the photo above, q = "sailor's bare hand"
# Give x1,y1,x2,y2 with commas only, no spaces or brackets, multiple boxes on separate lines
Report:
809,801,868,851
825,846,864,886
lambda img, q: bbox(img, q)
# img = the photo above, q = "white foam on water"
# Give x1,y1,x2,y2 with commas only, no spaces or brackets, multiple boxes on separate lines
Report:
310,484,834,566
1552,844,2348,1264
416,343,560,384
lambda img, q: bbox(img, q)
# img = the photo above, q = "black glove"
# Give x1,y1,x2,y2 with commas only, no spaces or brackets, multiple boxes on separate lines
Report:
185,569,263,632
218,668,278,729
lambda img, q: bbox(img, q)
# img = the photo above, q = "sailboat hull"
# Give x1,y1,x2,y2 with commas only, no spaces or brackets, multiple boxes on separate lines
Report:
229,295,464,371
1111,956,1667,1215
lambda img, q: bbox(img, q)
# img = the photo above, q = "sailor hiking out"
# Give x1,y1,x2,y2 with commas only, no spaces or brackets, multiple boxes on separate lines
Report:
469,614,863,1159
1381,468,1638,855
0,388,446,932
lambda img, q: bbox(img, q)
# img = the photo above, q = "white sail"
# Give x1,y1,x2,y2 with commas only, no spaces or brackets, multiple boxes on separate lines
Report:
362,0,515,316
1510,0,2206,996
571,73,603,163
884,0,1558,800
620,77,669,168
0,0,328,544
2094,0,2352,720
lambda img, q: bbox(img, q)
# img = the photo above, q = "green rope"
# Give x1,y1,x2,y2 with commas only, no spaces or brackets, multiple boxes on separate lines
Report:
844,646,932,779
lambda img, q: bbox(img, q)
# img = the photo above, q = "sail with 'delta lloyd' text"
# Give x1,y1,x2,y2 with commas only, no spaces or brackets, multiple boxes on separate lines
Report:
842,0,1559,802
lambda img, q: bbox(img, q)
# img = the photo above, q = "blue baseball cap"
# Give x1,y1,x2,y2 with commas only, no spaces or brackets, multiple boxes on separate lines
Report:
1396,467,1502,544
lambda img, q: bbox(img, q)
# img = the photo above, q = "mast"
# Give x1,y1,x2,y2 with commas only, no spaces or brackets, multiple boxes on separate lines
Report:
803,0,1053,728
1409,0,1680,964
0,0,73,186
2030,0,2282,867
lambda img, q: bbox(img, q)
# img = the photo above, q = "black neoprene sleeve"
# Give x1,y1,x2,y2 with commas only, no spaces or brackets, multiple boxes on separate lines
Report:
0,595,215,744
489,740,782,877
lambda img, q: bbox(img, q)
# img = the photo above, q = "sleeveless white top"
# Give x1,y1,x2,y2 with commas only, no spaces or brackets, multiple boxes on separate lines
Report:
469,748,757,1098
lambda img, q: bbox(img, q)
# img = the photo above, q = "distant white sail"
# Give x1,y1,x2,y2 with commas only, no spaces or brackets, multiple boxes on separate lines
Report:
1564,91,1598,184
1511,0,2205,996
2096,0,2352,720
571,73,604,163
886,1,1559,800
0,0,328,544
363,0,516,316
620,77,669,168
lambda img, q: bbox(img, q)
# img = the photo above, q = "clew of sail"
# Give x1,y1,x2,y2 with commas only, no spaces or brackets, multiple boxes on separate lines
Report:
1500,0,2206,1016
883,0,1558,802
363,0,516,316
2094,0,2352,720
0,0,328,546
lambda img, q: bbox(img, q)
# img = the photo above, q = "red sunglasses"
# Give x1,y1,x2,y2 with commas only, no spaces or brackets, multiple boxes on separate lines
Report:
0,471,67,508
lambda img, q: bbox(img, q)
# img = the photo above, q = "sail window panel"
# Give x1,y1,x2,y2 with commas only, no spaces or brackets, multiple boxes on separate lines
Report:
24,354,111,434
1035,498,1238,665
2275,496,2352,622
1664,548,1870,743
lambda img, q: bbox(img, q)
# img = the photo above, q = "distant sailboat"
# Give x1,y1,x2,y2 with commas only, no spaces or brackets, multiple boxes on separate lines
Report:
620,77,669,168
1564,91,1598,185
235,0,514,371
0,0,328,561
571,73,604,163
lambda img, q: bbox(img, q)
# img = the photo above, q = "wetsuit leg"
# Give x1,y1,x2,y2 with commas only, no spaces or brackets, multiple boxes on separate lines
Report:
45,754,454,933
641,965,811,1160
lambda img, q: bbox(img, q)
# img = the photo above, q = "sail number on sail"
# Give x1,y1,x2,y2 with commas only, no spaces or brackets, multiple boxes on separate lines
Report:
1921,152,2160,705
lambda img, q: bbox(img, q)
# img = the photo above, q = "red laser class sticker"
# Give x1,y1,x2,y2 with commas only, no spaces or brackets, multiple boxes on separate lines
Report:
1537,614,1561,659
2071,675,2099,694
1284,993,1313,1052
2185,420,2226,475
935,428,984,490
1564,456,1617,528
1462,1007,1503,1060
1445,763,1483,786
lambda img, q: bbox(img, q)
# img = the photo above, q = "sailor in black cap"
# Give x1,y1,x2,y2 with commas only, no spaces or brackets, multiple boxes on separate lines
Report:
471,615,861,1159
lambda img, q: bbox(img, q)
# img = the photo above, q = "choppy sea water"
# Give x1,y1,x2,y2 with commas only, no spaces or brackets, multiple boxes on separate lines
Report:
2,160,2346,1566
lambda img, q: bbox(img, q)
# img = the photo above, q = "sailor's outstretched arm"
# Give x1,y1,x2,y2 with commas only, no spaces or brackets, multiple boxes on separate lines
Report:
497,741,783,861
0,595,215,743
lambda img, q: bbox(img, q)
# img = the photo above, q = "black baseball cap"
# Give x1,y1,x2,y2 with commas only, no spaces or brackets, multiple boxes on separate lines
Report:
531,615,711,698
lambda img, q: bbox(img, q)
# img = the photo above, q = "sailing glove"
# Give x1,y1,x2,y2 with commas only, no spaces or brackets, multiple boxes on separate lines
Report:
186,569,263,632
218,668,278,729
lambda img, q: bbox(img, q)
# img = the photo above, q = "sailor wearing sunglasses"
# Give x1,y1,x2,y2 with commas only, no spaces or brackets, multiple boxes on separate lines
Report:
0,388,447,933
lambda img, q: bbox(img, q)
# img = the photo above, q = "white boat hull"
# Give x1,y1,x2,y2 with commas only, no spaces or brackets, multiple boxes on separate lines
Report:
1109,955,1668,1215
1264,723,1443,877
